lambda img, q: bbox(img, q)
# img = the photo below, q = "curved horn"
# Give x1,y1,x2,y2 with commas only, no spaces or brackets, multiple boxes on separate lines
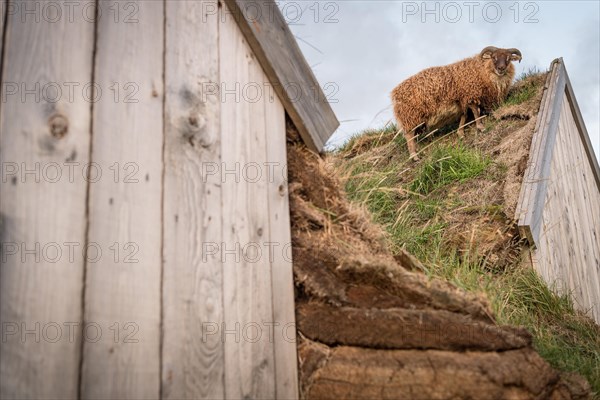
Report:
480,46,498,58
507,48,522,62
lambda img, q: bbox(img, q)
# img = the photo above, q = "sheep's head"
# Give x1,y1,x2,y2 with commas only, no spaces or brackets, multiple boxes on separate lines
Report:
480,46,522,77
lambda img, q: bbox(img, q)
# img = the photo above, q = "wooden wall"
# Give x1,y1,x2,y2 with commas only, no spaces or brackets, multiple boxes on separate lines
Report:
0,2,94,397
517,59,600,323
0,1,298,398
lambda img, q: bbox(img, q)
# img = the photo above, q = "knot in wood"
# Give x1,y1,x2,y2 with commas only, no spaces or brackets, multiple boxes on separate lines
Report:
49,114,69,139
187,111,206,132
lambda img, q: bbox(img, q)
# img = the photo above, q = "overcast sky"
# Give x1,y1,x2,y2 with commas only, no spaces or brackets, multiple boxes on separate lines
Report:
280,0,600,157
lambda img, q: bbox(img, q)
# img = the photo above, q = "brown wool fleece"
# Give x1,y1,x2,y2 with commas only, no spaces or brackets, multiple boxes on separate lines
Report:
391,51,516,134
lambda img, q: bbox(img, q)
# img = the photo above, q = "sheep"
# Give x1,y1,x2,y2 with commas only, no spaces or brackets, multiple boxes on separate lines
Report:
391,46,522,160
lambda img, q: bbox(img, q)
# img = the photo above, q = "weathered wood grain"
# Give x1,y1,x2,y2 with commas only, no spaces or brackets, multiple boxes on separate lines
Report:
80,1,163,398
534,91,600,323
161,1,225,398
2,1,303,396
517,59,600,323
557,94,599,317
1,0,5,69
0,4,94,398
264,81,299,399
558,102,587,302
550,102,577,291
220,8,277,398
548,106,579,295
515,65,554,225
222,0,339,152
517,59,566,246
528,62,566,244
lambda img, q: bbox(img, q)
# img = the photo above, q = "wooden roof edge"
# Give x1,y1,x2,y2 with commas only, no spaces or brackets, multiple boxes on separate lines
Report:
561,60,600,190
516,57,600,248
223,0,340,152
514,61,557,224
515,58,566,247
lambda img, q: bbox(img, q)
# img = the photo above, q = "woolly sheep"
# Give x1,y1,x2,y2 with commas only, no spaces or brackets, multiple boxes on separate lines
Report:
391,46,522,160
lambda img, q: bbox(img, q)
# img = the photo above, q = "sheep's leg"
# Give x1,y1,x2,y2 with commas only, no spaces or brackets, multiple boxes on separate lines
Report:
457,112,467,138
404,130,419,161
469,104,485,132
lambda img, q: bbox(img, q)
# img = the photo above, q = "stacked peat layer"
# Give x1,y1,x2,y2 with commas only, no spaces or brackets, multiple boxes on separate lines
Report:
285,120,591,399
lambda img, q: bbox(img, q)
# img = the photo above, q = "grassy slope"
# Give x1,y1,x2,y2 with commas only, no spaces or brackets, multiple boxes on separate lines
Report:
329,72,600,394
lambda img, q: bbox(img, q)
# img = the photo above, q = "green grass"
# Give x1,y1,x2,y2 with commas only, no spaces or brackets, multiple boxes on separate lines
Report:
410,145,490,194
504,84,538,106
338,123,398,154
503,68,545,106
333,104,600,394
516,67,543,82
422,250,600,393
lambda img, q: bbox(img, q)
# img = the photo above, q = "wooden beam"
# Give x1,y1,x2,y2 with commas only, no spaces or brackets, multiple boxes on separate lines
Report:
264,76,299,399
161,1,225,398
222,0,339,152
0,3,94,397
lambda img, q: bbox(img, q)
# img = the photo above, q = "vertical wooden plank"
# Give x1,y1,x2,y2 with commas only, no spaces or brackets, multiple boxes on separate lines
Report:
265,88,299,398
558,101,586,303
220,7,276,398
161,1,224,399
538,183,552,285
0,0,5,67
540,169,564,291
552,108,580,297
248,44,278,397
80,1,163,398
0,2,94,397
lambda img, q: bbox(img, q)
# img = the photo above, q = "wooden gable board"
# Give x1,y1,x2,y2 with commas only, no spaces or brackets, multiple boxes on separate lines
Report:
223,0,339,152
